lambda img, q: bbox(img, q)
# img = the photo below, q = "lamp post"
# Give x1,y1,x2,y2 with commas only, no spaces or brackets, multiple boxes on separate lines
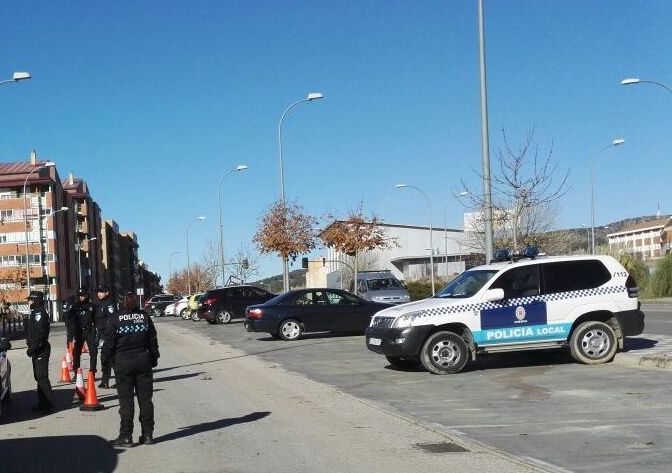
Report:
43,207,68,315
621,78,672,95
0,71,31,87
186,216,206,295
168,251,182,282
591,139,625,254
23,160,56,291
278,92,324,292
218,165,248,287
396,184,435,295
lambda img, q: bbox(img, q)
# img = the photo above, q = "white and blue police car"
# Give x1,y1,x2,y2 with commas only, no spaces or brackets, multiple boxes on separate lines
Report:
365,253,644,374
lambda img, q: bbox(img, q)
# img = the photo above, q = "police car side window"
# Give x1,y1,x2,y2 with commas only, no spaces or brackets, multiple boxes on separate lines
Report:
541,260,611,293
490,265,540,299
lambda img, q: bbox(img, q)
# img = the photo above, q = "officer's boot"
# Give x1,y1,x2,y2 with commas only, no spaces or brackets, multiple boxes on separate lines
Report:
110,436,133,448
138,433,154,445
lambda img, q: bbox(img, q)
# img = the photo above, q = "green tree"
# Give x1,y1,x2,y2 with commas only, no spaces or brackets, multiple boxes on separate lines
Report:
649,255,672,298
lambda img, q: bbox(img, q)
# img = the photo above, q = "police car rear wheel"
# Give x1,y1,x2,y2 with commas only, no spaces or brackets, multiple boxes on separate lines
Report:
420,331,468,375
569,321,617,364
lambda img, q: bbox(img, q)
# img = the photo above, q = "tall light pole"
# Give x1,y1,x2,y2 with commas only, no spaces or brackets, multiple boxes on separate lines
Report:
43,207,68,315
477,0,494,263
186,216,206,295
591,139,625,254
0,71,31,87
278,92,324,292
396,184,435,295
23,160,55,291
218,165,248,287
168,250,182,282
621,78,672,95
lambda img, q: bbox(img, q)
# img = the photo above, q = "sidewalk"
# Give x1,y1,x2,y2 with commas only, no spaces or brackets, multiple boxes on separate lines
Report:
614,333,672,369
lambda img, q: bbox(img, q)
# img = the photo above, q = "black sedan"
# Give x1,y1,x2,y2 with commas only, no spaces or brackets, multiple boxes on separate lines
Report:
244,288,391,341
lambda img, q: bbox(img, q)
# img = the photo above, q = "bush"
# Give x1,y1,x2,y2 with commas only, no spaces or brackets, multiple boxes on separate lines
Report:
648,254,672,298
618,253,650,294
405,276,456,301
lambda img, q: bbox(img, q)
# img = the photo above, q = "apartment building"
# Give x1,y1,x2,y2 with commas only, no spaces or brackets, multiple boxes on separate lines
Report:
607,217,672,260
0,155,76,316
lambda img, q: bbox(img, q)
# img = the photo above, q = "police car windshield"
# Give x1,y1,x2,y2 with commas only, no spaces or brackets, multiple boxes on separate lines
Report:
434,270,498,298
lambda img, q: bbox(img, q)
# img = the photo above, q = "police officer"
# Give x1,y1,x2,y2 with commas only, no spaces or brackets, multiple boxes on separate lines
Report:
62,296,76,347
72,288,97,374
95,286,116,388
103,292,159,447
25,291,54,413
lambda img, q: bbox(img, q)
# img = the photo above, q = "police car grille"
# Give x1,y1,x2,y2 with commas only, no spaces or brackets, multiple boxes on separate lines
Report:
372,316,395,329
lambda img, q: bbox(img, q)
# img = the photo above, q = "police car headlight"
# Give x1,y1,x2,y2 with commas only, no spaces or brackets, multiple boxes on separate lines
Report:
393,311,422,328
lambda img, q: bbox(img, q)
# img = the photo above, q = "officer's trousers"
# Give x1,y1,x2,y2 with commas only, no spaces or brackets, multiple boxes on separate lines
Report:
73,330,97,372
95,329,113,383
114,352,154,438
32,342,54,407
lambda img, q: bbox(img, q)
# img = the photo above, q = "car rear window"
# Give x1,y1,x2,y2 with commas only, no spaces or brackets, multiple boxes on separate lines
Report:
541,260,611,293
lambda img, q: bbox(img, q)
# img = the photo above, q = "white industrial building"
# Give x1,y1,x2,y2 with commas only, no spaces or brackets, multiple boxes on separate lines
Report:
312,221,480,288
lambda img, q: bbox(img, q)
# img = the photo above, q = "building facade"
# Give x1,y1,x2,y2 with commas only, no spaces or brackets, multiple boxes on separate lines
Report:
607,217,672,260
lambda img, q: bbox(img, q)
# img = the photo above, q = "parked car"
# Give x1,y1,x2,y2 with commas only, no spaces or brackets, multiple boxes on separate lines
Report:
365,252,645,374
187,293,204,321
0,337,11,419
245,288,390,340
165,296,189,317
144,294,179,317
350,270,411,304
199,285,275,324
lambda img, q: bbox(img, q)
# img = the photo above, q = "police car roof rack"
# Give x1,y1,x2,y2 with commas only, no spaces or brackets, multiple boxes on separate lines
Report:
490,246,540,264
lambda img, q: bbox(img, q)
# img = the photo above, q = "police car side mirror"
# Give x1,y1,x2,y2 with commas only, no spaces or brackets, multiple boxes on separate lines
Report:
483,288,504,302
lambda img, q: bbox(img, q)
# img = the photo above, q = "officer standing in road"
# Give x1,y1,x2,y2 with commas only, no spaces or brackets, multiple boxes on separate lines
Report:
95,286,116,388
62,296,76,348
25,291,54,413
103,292,159,447
72,288,97,374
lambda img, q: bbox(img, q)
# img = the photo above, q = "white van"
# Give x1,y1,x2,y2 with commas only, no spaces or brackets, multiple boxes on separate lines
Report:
365,254,644,374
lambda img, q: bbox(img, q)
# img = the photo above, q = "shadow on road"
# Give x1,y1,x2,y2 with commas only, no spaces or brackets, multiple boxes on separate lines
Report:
97,388,165,404
0,435,118,472
1,386,86,425
153,411,271,443
622,337,658,352
154,372,205,383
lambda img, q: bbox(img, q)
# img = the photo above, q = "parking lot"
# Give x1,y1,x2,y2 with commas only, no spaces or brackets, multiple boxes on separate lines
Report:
159,315,672,473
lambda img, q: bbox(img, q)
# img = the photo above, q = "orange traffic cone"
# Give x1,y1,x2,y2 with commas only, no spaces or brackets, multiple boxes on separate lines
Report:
80,369,104,411
73,368,86,403
65,349,73,372
82,341,89,354
58,356,72,384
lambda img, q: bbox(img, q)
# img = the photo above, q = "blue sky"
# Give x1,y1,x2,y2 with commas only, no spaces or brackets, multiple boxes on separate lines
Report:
1,1,671,282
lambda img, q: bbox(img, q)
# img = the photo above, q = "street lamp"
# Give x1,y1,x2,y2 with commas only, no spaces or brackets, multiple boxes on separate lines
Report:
278,92,324,292
218,164,248,287
621,78,672,95
591,139,625,254
0,71,31,87
43,207,68,302
396,183,436,295
23,160,56,291
168,250,182,282
186,216,206,295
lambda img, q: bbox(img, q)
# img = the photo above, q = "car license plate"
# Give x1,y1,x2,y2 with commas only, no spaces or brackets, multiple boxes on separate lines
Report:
369,338,382,346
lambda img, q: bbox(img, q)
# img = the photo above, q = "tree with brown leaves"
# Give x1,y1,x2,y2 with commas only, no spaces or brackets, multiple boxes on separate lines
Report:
321,204,396,294
254,201,318,289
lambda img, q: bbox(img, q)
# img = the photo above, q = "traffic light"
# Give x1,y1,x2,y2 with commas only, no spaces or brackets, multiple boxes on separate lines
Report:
242,258,249,270
301,257,308,269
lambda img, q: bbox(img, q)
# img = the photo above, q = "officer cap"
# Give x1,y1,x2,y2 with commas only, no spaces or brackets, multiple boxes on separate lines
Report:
27,290,45,301
77,288,89,297
96,285,110,293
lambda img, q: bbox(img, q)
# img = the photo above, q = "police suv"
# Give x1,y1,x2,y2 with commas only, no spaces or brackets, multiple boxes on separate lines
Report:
365,252,644,374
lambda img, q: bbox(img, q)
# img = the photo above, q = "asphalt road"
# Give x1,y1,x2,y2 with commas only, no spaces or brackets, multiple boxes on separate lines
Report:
640,304,672,336
164,311,672,473
0,324,544,473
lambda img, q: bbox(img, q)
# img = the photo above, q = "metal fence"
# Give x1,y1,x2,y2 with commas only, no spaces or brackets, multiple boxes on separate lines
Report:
1,309,24,337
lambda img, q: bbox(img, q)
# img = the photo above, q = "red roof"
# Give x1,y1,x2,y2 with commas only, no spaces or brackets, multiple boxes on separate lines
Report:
0,161,52,175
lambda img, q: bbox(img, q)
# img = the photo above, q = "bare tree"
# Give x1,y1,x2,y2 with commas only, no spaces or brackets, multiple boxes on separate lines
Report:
228,245,261,284
166,263,215,295
254,200,318,263
461,128,569,253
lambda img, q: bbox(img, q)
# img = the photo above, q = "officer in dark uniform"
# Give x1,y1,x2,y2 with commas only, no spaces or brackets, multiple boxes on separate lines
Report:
25,290,54,412
95,286,116,388
72,288,97,374
62,296,76,348
103,292,159,447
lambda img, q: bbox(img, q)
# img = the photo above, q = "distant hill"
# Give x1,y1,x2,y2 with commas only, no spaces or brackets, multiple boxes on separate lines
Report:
251,269,307,294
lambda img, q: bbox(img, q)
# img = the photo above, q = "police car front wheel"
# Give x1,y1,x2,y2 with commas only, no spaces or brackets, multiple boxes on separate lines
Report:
420,331,469,375
570,321,617,364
